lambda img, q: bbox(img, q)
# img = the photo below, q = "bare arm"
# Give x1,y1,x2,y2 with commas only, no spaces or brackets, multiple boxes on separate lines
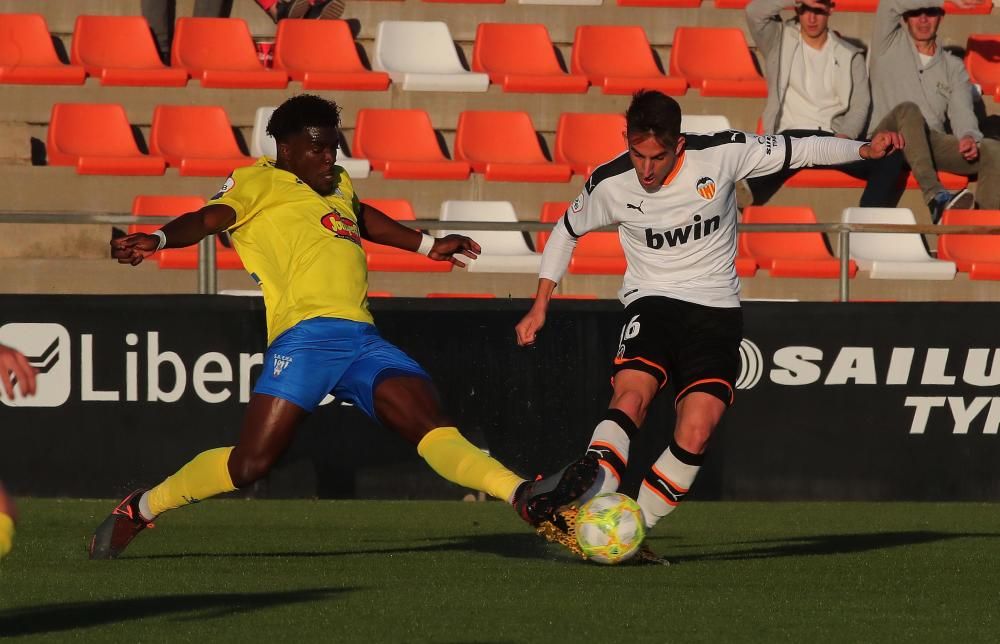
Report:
515,218,579,346
359,203,481,268
110,204,237,266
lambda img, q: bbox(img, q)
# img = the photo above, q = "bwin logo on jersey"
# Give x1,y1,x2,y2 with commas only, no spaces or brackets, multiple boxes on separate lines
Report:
273,355,293,377
696,177,717,200
644,214,721,249
0,323,72,407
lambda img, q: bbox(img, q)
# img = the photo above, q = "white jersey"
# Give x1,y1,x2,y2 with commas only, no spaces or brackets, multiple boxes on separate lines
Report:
539,131,866,308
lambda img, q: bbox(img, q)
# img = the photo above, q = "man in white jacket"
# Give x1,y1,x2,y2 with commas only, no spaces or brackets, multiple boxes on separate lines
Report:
744,0,903,206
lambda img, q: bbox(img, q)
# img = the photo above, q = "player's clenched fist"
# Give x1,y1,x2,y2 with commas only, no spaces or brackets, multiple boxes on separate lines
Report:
111,233,159,266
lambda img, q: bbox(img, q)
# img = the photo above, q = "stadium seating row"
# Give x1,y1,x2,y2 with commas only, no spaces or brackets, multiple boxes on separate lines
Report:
128,195,1000,280
44,102,972,195
4,14,998,99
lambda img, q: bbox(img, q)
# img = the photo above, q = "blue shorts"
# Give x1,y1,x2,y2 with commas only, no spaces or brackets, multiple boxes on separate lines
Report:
254,317,430,419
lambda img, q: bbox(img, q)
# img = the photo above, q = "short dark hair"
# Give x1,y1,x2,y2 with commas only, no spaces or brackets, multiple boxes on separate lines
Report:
266,94,342,143
625,90,682,148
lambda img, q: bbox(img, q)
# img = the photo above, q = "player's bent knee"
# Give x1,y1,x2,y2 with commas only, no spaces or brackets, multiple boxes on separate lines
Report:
228,452,275,488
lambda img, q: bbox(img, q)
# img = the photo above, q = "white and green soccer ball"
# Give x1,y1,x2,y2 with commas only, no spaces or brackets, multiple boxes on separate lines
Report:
575,492,646,565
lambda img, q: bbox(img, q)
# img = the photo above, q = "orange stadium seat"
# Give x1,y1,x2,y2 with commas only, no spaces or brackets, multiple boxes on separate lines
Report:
571,25,686,95
273,19,390,90
669,27,767,97
555,112,627,176
617,0,701,6
454,111,572,182
47,103,165,175
353,109,471,180
822,0,877,10
131,195,245,270
903,171,968,190
965,34,1000,96
361,199,452,272
713,0,750,7
149,105,254,176
71,16,188,87
937,210,1000,280
0,14,85,84
739,205,857,278
171,17,287,89
425,293,497,298
942,1,993,13
471,23,588,93
736,250,759,277
537,200,626,274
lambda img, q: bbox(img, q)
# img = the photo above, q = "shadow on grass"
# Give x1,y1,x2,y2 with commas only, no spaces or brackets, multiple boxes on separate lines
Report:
669,530,1000,563
128,532,575,562
0,587,353,636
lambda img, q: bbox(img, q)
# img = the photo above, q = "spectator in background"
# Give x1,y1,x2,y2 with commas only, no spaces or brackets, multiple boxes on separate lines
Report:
867,0,999,222
143,0,345,63
0,343,38,560
744,0,904,207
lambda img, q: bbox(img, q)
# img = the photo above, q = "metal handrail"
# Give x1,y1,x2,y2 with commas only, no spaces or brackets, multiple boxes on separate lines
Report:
4,211,998,301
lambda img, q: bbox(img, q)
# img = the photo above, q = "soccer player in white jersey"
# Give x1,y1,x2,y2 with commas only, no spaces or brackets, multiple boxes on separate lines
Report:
516,90,902,561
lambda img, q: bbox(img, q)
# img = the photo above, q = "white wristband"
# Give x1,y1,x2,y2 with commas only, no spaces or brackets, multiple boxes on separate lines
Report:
417,233,435,256
152,229,167,251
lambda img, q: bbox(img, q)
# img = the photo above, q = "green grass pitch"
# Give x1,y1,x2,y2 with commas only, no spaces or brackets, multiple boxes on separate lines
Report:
1,499,998,642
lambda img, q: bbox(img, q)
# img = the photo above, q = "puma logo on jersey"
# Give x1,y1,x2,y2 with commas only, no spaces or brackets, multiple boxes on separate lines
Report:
626,200,645,214
644,214,721,249
696,177,716,200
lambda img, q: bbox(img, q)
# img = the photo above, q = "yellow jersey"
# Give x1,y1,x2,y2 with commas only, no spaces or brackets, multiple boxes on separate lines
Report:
208,157,373,345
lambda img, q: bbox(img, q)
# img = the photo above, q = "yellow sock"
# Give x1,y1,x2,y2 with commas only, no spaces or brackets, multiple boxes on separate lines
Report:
0,512,13,559
417,427,525,502
147,447,237,516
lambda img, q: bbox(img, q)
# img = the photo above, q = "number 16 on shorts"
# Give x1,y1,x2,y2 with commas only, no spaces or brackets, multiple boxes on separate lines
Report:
616,314,641,360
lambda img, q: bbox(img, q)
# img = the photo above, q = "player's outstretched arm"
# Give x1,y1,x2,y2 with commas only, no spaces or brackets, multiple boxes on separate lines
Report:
0,344,36,398
359,204,481,267
111,204,237,266
516,278,557,346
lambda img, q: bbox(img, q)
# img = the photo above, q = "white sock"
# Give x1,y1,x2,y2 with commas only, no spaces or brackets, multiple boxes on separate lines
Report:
637,443,703,529
581,410,638,502
138,491,158,522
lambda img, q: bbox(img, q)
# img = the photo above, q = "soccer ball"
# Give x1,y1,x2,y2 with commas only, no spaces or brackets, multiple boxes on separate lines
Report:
575,492,645,565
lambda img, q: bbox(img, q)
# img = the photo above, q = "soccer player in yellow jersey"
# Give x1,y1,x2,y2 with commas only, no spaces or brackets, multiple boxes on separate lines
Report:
90,95,598,559
0,343,37,559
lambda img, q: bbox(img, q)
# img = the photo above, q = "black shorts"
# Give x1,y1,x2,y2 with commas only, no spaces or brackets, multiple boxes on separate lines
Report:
611,296,743,406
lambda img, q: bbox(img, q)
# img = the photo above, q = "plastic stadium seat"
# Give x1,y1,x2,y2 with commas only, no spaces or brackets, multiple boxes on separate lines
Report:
681,115,732,133
669,27,767,97
554,112,626,176
536,200,626,274
454,111,572,182
250,106,370,178
937,210,1000,280
537,201,569,251
0,14,85,84
373,21,489,92
739,206,857,278
965,34,1000,96
472,23,588,93
841,207,956,279
71,16,188,87
172,18,288,89
47,103,165,175
571,25,687,95
439,201,541,273
131,195,245,270
735,251,759,277
822,0,877,9
943,1,993,13
150,105,254,177
784,168,967,189
361,199,451,272
273,20,389,91
353,109,470,180
618,0,701,6
713,0,750,7
903,171,968,190
425,292,496,298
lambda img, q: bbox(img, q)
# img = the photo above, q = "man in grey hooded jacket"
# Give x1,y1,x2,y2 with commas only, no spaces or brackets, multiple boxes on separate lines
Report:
868,0,997,222
744,0,903,206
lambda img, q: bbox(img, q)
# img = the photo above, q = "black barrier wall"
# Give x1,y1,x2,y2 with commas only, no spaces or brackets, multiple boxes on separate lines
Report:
1,296,998,501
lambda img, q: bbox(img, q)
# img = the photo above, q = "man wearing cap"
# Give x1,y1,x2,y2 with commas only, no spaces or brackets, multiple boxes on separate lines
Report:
744,0,902,206
868,0,998,222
